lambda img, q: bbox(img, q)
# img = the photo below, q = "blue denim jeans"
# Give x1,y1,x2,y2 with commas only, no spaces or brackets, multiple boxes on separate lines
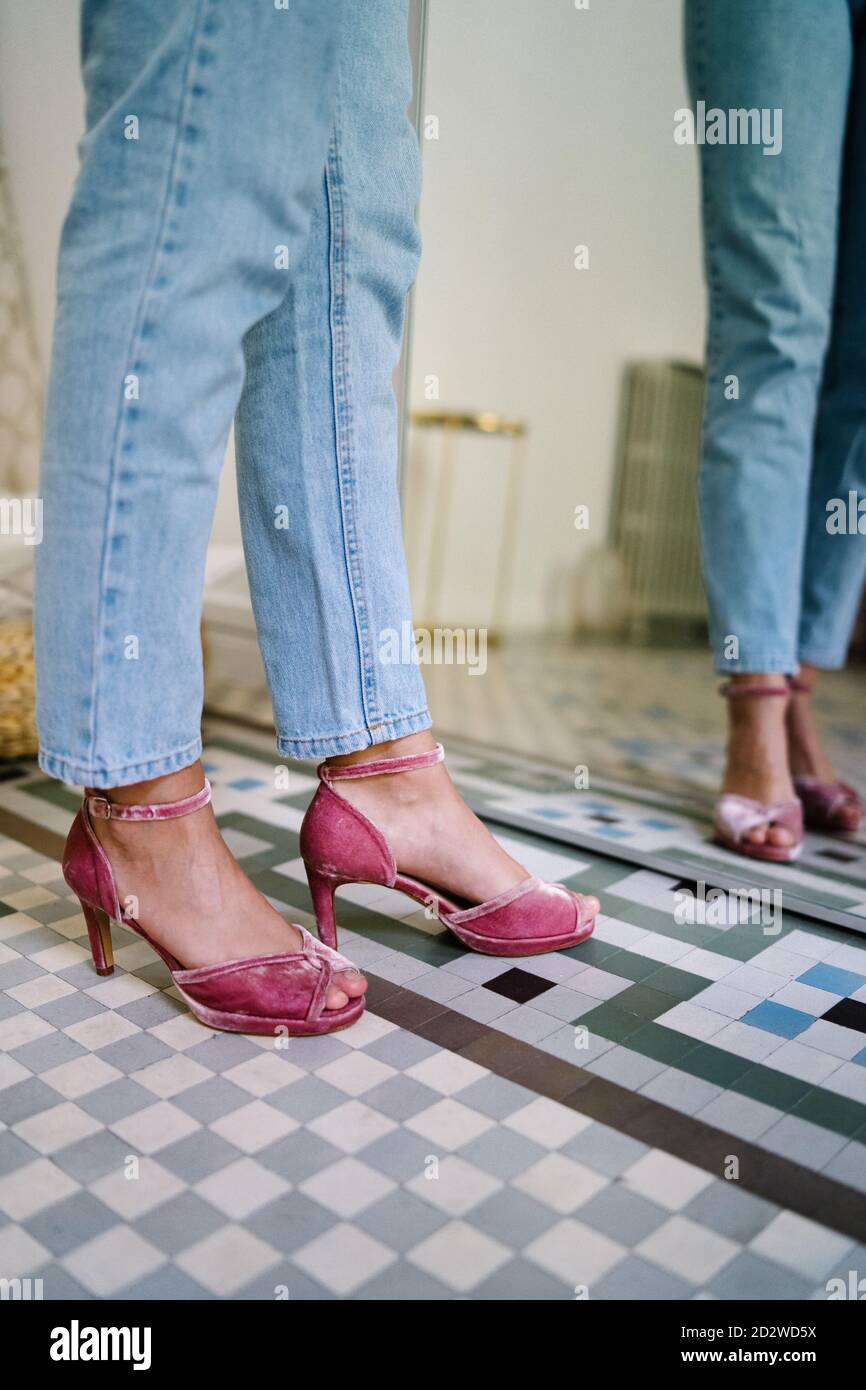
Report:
686,0,866,673
35,0,430,787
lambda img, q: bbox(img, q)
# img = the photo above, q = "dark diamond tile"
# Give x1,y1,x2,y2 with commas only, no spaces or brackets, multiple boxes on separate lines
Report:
246,1190,334,1256
484,968,555,1005
134,1191,226,1256
24,1192,118,1257
822,998,866,1035
0,1077,64,1125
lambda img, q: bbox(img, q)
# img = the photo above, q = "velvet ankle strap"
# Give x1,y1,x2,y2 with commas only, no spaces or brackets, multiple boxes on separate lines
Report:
719,682,790,699
787,675,814,694
86,780,212,821
320,743,445,783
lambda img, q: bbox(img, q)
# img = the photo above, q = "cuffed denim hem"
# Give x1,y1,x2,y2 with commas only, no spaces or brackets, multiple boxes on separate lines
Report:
713,652,797,676
276,706,433,760
796,645,849,671
38,735,203,790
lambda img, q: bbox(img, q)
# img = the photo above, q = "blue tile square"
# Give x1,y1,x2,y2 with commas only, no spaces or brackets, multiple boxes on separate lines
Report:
227,777,266,791
741,1000,814,1039
797,963,866,996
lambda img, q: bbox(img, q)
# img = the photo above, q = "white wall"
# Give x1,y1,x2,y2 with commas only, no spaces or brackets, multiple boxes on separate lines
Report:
407,0,705,633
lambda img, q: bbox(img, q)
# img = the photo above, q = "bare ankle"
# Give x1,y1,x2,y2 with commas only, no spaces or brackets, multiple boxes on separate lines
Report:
326,731,437,769
95,760,206,807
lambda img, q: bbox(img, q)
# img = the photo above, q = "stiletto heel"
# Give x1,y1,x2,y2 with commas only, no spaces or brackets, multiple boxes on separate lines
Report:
305,866,340,949
81,900,114,976
60,780,365,1037
299,743,597,957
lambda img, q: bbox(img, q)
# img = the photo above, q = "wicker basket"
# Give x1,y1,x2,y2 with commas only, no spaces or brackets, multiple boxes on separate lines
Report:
0,616,37,760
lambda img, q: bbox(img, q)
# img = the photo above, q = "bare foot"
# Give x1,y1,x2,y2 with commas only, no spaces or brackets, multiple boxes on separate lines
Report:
90,762,366,1012
721,675,796,848
328,732,601,918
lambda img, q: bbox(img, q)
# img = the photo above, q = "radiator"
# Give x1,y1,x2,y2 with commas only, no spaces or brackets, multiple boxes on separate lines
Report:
612,361,707,636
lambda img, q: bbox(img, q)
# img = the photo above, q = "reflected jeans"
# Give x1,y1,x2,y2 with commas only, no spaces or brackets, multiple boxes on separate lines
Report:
686,0,866,673
35,0,430,787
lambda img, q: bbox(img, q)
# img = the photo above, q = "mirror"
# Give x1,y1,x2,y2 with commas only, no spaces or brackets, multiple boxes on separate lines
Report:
403,0,866,931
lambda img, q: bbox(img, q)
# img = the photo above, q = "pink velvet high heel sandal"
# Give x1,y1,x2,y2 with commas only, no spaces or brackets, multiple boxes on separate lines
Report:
62,781,365,1037
714,682,804,863
300,743,597,957
787,675,864,833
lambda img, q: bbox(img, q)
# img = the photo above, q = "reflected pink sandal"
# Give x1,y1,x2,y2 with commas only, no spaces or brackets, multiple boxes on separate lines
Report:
793,776,863,833
787,676,863,833
300,743,597,956
714,682,804,863
62,781,365,1037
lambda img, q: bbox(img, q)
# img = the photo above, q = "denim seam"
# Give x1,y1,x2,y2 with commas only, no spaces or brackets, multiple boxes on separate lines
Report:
796,645,849,669
86,0,212,783
276,708,432,759
39,735,203,788
275,703,431,746
713,658,798,674
324,82,382,735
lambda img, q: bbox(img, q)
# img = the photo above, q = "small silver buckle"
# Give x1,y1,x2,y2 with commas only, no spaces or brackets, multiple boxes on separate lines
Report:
90,796,112,819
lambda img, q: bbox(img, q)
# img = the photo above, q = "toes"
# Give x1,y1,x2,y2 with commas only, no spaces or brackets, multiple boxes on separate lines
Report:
324,970,366,1012
581,895,600,922
745,825,768,845
337,969,367,998
767,825,794,847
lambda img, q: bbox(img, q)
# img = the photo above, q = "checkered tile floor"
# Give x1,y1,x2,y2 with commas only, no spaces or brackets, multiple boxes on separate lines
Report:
1,723,865,1299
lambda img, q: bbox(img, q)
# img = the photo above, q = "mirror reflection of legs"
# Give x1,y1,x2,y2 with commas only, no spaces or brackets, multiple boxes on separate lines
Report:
401,0,866,933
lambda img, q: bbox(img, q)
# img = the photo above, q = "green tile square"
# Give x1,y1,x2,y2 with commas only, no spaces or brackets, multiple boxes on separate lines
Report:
600,950,660,983
615,984,679,1021
599,899,668,933
404,936,464,968
732,1065,811,1112
208,736,278,767
678,1044,754,1088
791,1088,866,1139
667,922,722,948
564,859,631,893
643,965,708,1000
242,846,298,874
21,779,81,813
251,869,302,907
661,918,713,946
706,934,765,963
626,1022,698,1065
578,1003,646,1045
561,936,621,966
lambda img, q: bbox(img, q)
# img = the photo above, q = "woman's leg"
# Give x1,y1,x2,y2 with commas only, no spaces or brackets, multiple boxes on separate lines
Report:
35,0,363,1005
685,0,853,845
791,12,866,783
235,1,562,906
